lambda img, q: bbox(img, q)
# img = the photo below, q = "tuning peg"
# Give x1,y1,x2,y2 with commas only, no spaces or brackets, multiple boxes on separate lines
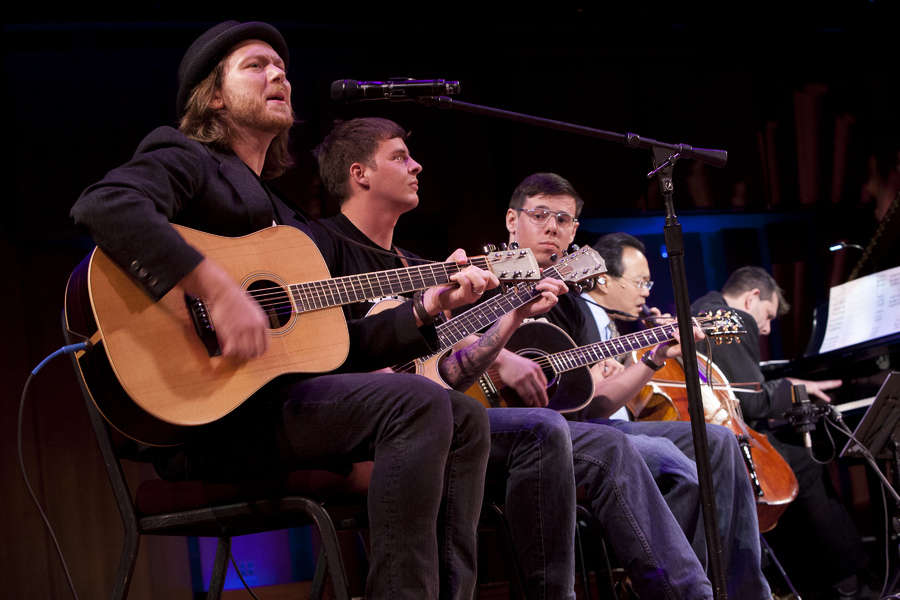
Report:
569,244,580,252
509,241,519,250
482,244,497,253
582,278,595,291
549,253,558,263
500,243,508,251
572,283,583,294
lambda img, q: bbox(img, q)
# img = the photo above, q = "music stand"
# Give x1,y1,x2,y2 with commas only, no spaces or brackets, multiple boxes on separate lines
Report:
840,371,900,461
838,371,900,593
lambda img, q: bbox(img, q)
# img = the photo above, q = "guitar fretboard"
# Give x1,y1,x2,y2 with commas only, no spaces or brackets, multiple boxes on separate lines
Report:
435,263,568,349
290,257,491,313
548,322,681,373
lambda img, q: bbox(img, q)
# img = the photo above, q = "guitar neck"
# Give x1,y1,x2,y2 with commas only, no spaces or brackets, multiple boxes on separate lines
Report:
436,284,539,348
434,261,572,349
548,322,680,374
290,257,491,313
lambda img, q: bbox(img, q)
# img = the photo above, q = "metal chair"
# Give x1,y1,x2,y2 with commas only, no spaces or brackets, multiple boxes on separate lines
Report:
62,308,367,600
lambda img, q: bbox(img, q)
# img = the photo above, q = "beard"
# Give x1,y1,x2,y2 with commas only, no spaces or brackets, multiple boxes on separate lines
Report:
225,89,295,135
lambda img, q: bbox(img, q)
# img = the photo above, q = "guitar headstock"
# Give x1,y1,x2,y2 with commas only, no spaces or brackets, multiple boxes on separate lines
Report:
544,245,607,285
697,310,746,344
484,246,541,281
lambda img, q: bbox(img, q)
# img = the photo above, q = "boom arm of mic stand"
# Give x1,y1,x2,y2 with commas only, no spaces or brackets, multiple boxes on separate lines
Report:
416,96,728,168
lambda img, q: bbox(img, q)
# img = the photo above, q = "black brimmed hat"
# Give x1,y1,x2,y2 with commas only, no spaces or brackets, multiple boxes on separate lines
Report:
176,20,289,117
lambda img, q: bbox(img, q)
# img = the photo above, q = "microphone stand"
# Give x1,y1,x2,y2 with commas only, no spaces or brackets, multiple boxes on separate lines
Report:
417,95,729,598
651,148,728,600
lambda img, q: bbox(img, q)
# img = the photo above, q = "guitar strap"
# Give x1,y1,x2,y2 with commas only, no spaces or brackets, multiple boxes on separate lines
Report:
395,249,411,269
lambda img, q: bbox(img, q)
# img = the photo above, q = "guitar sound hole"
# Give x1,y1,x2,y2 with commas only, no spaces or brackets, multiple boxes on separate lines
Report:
516,349,559,388
247,279,292,328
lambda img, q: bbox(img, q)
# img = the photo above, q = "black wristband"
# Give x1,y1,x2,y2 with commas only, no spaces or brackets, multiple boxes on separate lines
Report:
641,350,666,371
413,290,436,325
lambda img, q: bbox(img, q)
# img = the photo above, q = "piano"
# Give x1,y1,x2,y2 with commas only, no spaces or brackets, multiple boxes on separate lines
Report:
762,265,900,413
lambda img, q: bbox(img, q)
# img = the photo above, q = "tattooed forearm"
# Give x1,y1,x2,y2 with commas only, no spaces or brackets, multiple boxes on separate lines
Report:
439,322,507,390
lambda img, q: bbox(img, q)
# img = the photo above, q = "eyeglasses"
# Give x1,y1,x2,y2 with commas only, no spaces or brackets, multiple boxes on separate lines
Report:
623,278,654,291
516,207,579,229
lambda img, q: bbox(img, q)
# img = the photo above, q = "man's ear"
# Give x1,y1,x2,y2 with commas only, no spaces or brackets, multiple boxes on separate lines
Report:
744,288,761,311
505,208,518,235
349,162,369,190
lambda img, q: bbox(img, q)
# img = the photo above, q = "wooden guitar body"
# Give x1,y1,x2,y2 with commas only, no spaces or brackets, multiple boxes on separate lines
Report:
66,225,348,445
466,321,594,412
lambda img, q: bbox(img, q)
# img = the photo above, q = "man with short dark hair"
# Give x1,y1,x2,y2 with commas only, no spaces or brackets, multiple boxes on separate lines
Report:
694,269,869,599
70,22,493,600
499,175,772,599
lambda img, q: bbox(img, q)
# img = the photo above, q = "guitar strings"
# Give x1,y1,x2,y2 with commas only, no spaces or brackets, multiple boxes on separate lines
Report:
508,319,716,374
211,259,486,313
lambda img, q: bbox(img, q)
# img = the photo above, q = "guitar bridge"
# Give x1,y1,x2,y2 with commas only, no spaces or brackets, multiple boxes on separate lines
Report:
185,294,221,357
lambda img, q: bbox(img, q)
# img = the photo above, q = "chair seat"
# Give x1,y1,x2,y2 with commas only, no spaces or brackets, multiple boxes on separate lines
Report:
135,466,370,517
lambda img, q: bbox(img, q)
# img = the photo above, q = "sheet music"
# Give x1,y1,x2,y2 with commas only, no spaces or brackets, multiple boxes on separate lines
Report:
819,265,900,354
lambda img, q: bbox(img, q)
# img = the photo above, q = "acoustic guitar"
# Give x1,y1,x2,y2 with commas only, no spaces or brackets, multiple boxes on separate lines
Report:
466,311,744,412
63,224,540,445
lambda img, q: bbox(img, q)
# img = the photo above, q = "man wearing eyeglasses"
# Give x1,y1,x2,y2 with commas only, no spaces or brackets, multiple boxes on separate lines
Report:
496,175,772,599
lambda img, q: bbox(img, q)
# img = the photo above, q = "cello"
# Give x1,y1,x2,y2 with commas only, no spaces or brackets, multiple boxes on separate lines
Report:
627,348,799,532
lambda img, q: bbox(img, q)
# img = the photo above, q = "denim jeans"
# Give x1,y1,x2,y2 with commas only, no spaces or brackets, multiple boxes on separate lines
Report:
487,409,713,600
600,419,772,600
570,420,714,599
168,372,490,600
486,408,577,600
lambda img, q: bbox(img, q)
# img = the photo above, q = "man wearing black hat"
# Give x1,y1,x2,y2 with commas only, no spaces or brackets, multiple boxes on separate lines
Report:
71,21,492,600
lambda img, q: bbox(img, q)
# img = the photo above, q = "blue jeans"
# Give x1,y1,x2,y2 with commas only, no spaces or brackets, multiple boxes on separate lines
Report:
487,409,712,600
599,419,772,600
486,409,577,600
168,372,490,600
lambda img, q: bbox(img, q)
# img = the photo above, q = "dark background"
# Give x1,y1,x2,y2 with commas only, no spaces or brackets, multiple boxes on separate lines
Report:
4,4,899,597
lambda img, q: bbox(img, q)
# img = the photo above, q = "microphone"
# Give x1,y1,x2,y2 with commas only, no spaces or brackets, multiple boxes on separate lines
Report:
785,384,829,450
331,79,461,102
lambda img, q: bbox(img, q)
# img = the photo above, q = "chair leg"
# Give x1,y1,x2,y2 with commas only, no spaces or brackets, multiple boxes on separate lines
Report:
310,547,328,600
111,527,141,600
207,537,231,600
574,523,593,600
483,502,527,600
302,500,352,600
577,506,617,600
595,533,618,599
